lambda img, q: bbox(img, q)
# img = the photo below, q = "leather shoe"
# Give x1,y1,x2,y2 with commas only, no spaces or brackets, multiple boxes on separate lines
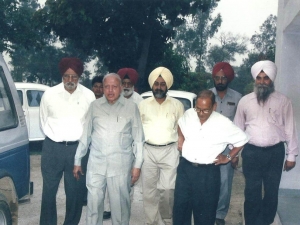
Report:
103,211,111,220
215,218,225,225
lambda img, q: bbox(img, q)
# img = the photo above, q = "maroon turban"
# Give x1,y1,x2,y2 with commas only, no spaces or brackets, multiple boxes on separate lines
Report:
117,68,139,85
58,57,84,76
212,62,234,82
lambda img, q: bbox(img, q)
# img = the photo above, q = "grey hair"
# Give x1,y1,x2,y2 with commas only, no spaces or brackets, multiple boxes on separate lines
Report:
103,73,122,85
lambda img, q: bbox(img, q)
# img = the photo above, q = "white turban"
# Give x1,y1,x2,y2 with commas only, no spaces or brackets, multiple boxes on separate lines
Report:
148,67,173,89
251,60,277,81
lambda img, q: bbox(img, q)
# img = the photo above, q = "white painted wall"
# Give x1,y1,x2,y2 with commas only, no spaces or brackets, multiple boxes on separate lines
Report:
276,0,300,190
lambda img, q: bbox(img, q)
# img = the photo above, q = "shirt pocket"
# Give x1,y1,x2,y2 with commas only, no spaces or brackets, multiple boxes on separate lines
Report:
267,108,283,126
117,116,133,148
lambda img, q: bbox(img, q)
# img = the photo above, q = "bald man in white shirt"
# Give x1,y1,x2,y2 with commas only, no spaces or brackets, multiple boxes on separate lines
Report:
173,90,248,225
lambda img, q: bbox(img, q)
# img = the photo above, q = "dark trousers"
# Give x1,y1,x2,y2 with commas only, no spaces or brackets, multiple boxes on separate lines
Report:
242,142,285,225
40,137,86,225
173,157,220,225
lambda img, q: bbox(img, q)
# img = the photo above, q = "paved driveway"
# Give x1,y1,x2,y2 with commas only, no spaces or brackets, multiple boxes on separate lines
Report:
18,155,245,225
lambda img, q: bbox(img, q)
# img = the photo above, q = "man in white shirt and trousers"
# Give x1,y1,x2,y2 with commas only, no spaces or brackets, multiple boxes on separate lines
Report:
39,57,95,225
173,90,248,225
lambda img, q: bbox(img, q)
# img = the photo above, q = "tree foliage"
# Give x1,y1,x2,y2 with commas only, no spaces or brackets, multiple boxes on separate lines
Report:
173,2,222,71
34,0,218,90
205,32,248,68
0,0,47,52
250,14,277,60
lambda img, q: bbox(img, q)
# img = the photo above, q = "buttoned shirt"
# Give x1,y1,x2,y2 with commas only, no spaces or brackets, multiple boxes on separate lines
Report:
179,109,248,164
40,83,95,142
234,91,298,161
129,91,144,105
74,95,144,177
139,95,184,145
210,87,242,121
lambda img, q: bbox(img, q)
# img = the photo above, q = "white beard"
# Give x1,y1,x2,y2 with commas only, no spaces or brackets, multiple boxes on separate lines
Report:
123,86,134,97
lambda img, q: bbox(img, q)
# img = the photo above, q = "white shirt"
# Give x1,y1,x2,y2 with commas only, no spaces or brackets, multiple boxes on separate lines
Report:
179,109,248,164
40,83,95,142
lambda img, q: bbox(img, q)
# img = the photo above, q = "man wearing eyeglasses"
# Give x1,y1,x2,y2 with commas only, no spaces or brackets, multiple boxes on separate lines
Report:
39,57,95,225
173,90,248,225
210,62,242,225
139,67,184,225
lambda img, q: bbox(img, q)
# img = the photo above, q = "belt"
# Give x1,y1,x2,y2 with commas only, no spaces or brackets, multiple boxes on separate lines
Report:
182,157,214,167
248,142,283,150
145,142,175,147
46,137,79,146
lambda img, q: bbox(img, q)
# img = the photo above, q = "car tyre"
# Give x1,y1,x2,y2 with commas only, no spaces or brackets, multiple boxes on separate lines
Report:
0,201,12,225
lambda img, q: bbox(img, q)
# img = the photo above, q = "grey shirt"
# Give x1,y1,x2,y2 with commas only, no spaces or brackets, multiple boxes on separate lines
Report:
210,87,242,121
74,95,144,177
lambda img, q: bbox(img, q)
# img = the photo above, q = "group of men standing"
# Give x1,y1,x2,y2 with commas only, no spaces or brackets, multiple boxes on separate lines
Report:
39,57,298,225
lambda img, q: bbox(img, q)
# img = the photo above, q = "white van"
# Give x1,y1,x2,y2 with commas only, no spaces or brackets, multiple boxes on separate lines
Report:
0,54,31,224
15,83,49,142
141,90,197,111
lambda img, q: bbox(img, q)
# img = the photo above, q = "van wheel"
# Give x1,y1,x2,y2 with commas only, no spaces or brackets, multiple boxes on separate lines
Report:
0,201,12,225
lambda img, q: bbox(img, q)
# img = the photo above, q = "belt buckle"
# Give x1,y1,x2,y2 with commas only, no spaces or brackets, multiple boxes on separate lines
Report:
192,163,199,167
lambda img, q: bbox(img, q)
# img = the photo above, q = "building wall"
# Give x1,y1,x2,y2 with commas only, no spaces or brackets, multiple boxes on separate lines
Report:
276,0,300,190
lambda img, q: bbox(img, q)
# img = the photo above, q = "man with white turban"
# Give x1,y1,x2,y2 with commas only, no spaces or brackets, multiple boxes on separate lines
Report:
139,67,184,225
234,60,298,225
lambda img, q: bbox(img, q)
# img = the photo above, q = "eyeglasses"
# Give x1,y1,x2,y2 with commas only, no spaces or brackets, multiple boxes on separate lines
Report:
122,81,133,87
213,76,227,82
194,107,211,114
63,74,79,80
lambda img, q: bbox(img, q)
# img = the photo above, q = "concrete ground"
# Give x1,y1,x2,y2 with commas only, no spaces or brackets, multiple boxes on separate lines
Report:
18,154,246,225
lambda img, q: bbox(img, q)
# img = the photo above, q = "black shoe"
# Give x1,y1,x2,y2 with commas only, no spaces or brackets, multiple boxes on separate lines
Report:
103,211,111,220
215,218,225,225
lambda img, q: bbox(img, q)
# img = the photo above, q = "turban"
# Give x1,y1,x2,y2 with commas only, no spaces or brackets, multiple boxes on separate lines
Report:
148,67,173,89
212,62,234,82
251,60,277,81
117,68,139,85
58,57,84,76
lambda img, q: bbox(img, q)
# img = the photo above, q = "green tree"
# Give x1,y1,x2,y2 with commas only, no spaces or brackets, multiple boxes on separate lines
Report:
250,14,277,61
10,39,93,86
35,0,218,90
0,0,46,53
173,3,222,72
205,32,248,68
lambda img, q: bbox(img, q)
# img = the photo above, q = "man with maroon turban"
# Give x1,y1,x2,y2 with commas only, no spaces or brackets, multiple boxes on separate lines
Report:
210,62,242,225
39,57,95,225
117,68,143,105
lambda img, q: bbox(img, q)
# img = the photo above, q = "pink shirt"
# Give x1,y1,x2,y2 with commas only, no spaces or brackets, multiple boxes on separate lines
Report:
234,91,298,161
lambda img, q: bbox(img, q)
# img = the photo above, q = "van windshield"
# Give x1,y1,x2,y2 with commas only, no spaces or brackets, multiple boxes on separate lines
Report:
0,67,18,131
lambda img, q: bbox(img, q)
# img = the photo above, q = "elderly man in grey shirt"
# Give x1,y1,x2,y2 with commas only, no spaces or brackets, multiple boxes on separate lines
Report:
73,73,144,225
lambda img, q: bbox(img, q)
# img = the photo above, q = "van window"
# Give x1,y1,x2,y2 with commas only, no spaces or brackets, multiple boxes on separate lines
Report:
0,67,18,131
26,90,44,107
17,90,23,106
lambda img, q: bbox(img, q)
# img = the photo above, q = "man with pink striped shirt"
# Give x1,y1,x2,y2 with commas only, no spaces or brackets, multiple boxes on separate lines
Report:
234,60,298,225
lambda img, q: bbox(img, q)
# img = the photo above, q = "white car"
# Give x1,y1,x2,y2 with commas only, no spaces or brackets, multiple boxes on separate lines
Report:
141,90,197,111
15,82,50,142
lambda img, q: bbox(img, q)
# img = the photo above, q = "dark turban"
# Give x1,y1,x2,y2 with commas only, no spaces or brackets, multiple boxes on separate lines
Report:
58,57,84,76
212,62,234,82
117,68,139,85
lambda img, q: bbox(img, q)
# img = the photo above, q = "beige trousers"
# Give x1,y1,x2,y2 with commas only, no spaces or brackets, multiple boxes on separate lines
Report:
142,143,179,225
